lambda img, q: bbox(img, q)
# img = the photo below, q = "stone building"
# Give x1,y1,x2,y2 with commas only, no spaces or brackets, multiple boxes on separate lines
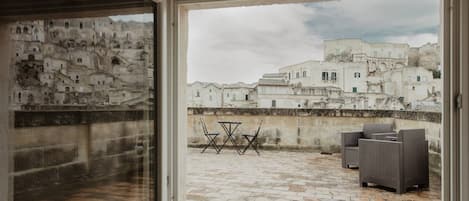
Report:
187,81,256,108
324,39,409,69
221,82,256,108
187,39,441,111
187,82,223,107
9,17,154,110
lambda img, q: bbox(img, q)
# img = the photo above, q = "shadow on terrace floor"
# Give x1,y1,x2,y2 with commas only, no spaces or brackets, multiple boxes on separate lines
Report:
186,148,441,201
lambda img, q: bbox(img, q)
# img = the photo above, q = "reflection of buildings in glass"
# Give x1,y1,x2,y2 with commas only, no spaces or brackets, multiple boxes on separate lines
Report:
10,18,154,110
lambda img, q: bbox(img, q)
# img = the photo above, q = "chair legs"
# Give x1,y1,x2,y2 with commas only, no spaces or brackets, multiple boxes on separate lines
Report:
240,136,260,156
201,135,219,153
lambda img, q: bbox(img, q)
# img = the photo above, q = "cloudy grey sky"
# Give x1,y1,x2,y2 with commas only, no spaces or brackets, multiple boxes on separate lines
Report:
187,0,440,84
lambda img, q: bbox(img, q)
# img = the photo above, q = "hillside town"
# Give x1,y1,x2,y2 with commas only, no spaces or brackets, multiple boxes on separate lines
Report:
9,18,154,110
188,39,442,112
9,18,441,112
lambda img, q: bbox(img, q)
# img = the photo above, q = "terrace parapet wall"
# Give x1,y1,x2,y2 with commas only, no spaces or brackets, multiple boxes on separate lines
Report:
187,107,442,175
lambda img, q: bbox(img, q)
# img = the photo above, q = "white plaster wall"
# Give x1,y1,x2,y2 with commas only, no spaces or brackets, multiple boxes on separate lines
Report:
343,64,368,93
187,83,222,107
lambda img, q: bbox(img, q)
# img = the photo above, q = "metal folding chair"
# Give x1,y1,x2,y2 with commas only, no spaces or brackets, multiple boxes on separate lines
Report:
200,118,220,153
240,120,263,155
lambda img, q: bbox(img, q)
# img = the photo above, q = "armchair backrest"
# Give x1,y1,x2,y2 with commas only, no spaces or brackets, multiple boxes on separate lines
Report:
363,123,394,139
397,129,426,144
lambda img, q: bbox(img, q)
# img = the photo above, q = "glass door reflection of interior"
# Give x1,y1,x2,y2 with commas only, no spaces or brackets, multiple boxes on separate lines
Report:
9,12,156,201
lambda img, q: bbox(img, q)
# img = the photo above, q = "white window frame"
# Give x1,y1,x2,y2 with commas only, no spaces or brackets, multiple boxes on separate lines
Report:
161,0,464,200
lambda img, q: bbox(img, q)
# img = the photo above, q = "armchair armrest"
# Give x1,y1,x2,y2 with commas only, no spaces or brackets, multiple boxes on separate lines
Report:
370,132,397,140
341,131,363,147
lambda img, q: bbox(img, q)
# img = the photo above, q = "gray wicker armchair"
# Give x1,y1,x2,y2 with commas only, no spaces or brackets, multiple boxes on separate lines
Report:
359,129,429,194
341,123,396,168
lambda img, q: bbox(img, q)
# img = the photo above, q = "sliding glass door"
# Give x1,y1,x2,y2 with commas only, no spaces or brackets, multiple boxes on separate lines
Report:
3,2,157,201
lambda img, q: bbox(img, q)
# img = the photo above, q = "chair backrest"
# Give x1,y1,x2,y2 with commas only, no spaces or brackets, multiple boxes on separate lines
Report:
253,120,264,138
363,123,394,139
397,129,426,144
200,118,209,135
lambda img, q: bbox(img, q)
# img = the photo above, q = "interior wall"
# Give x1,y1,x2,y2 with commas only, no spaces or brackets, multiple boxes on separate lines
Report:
0,21,11,201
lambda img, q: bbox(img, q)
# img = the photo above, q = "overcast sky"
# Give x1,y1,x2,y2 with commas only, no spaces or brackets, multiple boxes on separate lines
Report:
186,0,440,84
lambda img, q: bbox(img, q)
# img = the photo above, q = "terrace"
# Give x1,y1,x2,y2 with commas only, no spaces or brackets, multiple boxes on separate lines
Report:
186,148,441,201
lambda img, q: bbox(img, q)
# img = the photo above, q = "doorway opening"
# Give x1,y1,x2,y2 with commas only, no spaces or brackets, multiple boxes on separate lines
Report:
185,1,442,200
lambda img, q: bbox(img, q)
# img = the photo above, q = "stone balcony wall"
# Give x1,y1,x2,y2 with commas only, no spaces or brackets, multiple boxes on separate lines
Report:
12,110,154,200
187,107,442,175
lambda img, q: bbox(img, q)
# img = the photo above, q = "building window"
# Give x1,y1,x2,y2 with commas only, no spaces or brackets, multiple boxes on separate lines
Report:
77,58,83,63
271,100,276,108
65,22,69,29
196,91,200,97
23,27,28,33
288,73,291,80
18,92,22,102
79,22,83,29
412,86,416,91
417,76,421,82
296,72,300,78
209,89,212,93
352,87,358,93
303,71,307,77
322,72,329,80
354,72,361,78
245,95,249,101
49,21,54,28
227,93,229,97
16,27,21,34
331,72,337,81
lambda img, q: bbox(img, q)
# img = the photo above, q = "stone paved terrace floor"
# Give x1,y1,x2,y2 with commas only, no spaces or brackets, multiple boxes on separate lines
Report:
186,148,441,201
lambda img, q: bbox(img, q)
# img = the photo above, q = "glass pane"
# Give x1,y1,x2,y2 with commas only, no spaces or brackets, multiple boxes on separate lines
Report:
9,13,155,201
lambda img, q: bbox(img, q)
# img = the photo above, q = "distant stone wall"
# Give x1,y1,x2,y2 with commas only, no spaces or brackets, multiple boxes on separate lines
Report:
12,110,153,199
187,107,442,175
